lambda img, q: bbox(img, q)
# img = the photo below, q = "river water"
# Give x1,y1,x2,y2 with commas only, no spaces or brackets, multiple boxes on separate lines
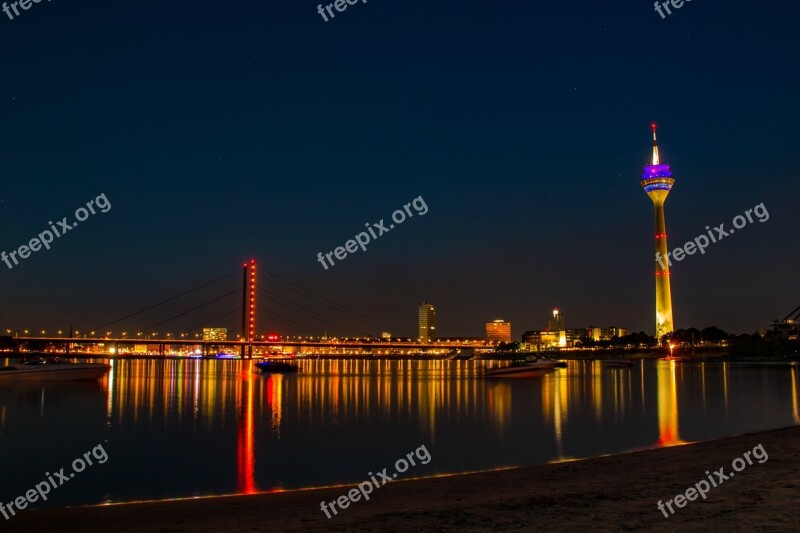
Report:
0,358,797,507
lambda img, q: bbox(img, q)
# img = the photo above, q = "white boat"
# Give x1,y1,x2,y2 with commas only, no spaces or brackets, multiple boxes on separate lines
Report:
0,360,111,381
537,358,568,368
485,360,561,377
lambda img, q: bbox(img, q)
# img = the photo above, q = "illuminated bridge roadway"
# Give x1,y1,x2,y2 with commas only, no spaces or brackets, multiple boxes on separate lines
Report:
12,337,491,356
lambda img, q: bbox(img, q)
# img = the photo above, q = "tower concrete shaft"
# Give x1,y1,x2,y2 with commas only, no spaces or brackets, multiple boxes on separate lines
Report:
650,194,674,339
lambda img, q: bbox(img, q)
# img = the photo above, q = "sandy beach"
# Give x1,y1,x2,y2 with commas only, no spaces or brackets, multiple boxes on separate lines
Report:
5,425,799,532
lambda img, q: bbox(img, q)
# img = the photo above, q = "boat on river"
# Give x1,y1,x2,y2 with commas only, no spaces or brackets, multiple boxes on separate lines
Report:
537,358,568,368
485,360,561,378
255,360,299,374
0,360,111,381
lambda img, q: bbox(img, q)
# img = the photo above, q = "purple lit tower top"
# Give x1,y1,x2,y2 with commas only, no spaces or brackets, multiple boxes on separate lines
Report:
641,124,674,193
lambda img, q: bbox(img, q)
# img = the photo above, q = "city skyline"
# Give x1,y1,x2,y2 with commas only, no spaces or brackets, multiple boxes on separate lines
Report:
1,1,798,337
3,295,770,341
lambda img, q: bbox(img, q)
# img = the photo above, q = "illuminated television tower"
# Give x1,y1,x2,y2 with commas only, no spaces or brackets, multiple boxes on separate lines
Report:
641,124,675,339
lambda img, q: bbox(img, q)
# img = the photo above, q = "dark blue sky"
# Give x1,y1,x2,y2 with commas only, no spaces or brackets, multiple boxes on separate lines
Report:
1,0,798,338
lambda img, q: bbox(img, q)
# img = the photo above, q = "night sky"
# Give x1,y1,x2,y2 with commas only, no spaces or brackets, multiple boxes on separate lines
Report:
1,0,798,338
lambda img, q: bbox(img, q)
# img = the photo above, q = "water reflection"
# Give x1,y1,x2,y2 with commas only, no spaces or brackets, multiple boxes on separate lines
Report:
237,362,256,494
0,358,797,506
792,367,800,424
657,360,683,446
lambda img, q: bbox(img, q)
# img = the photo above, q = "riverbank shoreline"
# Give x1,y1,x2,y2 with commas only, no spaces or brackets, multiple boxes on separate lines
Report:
6,425,799,532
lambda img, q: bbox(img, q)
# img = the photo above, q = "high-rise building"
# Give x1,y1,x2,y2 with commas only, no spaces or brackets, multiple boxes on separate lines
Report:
485,319,511,342
203,328,228,341
641,124,675,339
521,308,568,349
548,308,565,331
418,302,436,342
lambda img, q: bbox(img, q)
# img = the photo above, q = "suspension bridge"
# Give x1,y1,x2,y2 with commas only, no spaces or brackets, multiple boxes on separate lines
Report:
7,259,489,357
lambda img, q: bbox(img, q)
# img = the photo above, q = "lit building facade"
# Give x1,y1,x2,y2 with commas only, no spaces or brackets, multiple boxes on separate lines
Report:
418,302,436,342
522,330,566,350
587,326,628,341
602,326,627,339
641,124,675,339
521,309,627,349
485,320,511,343
522,308,567,349
203,328,228,342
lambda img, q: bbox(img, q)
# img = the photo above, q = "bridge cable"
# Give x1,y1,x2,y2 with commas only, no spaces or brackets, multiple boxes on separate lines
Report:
258,287,371,337
261,270,411,337
140,288,241,334
91,269,241,333
185,308,241,335
257,306,313,333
